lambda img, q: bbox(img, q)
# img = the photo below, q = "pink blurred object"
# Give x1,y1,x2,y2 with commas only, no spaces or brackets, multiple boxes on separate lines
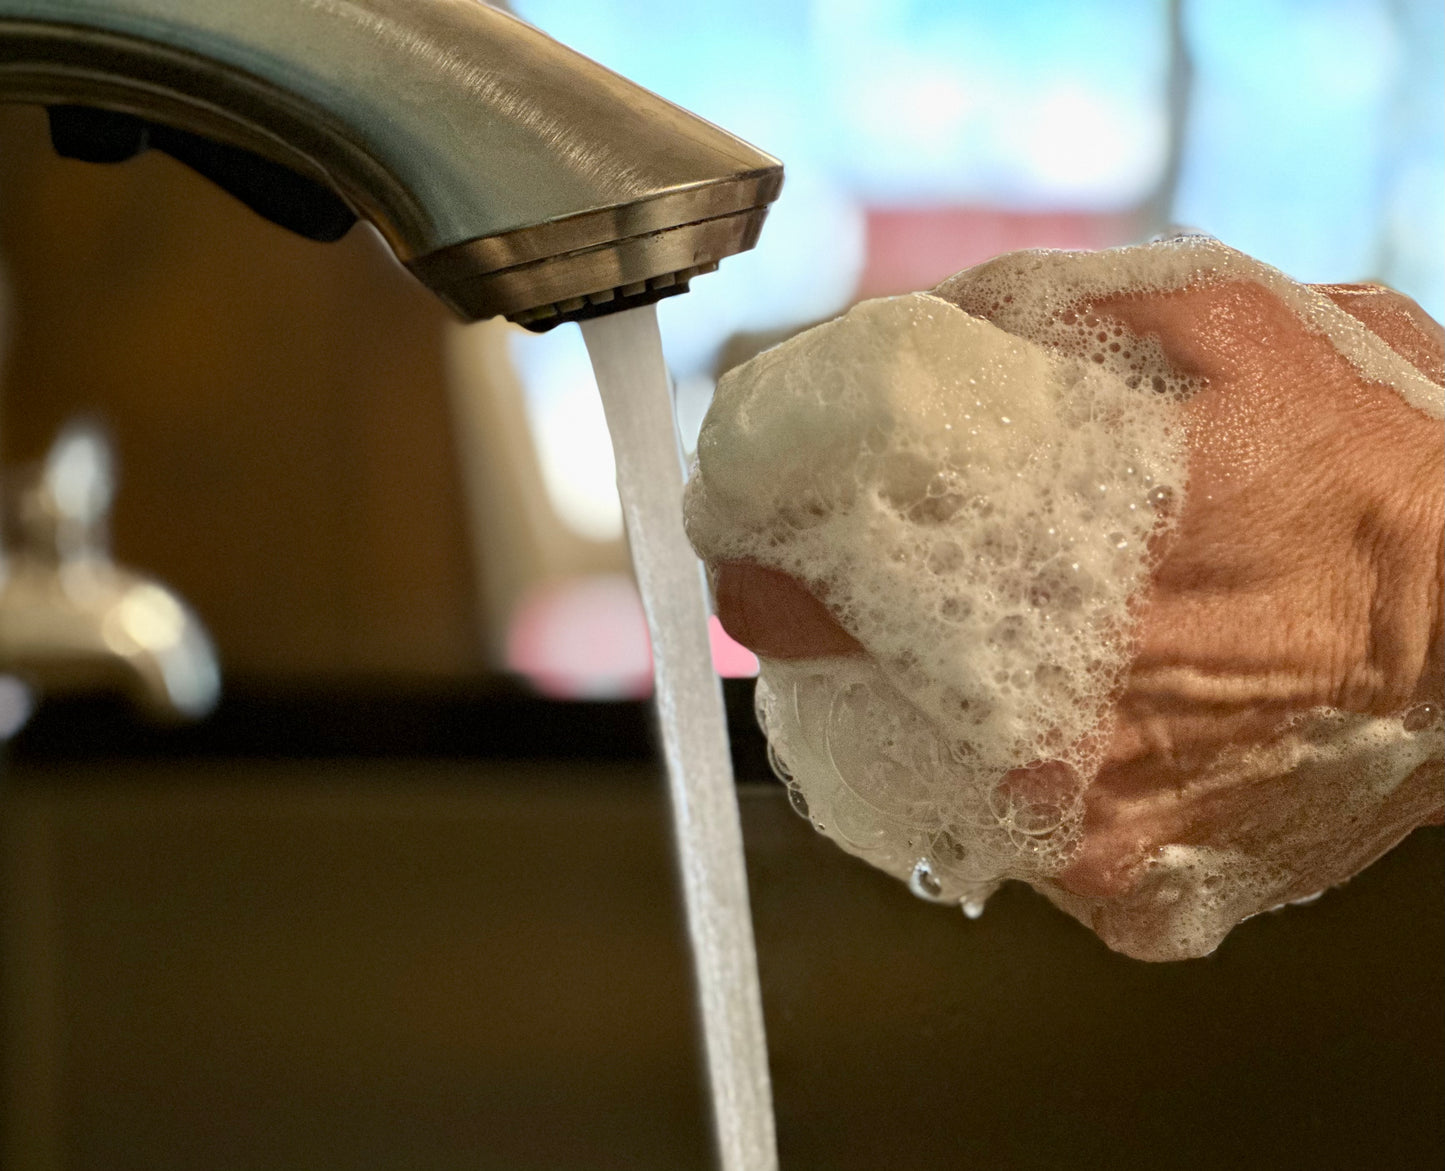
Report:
708,614,759,679
857,206,1139,299
506,575,757,700
506,575,652,699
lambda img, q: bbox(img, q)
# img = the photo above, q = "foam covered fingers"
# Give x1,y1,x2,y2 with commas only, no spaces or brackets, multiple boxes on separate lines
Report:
712,560,862,659
1053,275,1444,948
936,255,1440,953
687,237,1442,960
1312,283,1444,710
1109,279,1440,709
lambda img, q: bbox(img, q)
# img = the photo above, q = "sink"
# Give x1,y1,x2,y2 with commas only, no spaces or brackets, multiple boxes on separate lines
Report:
2,711,1441,1169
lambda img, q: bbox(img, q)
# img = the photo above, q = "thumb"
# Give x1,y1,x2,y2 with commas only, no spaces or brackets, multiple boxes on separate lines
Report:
1311,283,1443,385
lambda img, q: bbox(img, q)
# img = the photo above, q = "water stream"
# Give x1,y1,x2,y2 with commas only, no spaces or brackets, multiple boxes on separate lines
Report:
580,307,777,1171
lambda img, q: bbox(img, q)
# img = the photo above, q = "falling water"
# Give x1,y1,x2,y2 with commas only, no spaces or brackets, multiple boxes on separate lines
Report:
580,307,777,1171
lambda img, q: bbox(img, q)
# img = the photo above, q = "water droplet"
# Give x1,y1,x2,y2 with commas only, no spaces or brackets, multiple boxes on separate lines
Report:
961,897,987,920
1108,531,1128,550
1147,485,1174,510
766,741,793,783
909,858,946,902
1403,703,1439,732
786,785,810,820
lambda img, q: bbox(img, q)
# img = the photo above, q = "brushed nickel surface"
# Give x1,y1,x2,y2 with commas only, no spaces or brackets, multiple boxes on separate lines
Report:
0,1,782,321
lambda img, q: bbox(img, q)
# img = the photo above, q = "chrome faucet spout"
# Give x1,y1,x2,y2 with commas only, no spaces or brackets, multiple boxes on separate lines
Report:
0,0,783,330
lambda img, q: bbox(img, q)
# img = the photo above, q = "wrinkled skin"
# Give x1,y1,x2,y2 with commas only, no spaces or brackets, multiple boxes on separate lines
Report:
712,273,1444,950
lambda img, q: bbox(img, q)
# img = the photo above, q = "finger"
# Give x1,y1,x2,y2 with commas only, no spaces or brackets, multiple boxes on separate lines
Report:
1082,278,1337,387
712,560,863,660
935,252,1313,386
1312,283,1444,385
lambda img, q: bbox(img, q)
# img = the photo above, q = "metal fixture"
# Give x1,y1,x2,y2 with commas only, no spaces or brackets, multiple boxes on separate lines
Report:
0,0,783,330
0,421,220,719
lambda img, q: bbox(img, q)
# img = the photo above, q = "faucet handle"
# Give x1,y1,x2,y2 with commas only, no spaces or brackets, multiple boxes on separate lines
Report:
42,418,112,524
12,418,113,564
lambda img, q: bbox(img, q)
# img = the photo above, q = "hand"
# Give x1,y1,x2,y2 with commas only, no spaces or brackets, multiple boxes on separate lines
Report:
706,261,1443,959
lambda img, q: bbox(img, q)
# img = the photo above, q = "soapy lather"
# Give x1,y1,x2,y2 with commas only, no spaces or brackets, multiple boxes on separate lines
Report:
685,236,1444,961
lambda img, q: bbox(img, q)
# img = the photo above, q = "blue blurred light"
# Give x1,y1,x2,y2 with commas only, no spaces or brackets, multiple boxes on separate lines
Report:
513,0,1443,361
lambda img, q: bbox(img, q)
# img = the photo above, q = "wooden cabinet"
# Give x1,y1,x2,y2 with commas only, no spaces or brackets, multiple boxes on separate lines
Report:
0,106,483,678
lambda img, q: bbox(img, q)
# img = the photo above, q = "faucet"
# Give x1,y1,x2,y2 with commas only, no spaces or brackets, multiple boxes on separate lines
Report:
0,0,783,330
0,0,781,716
0,421,221,720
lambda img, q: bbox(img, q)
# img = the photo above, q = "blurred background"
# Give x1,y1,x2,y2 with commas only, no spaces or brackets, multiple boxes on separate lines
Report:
1,1,1441,1168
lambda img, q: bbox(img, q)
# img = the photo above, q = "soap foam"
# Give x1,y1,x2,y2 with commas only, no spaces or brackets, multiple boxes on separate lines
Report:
936,236,1444,419
684,236,1443,960
687,288,1189,900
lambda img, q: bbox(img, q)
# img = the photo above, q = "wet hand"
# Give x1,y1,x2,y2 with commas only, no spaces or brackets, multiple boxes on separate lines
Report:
711,271,1443,956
